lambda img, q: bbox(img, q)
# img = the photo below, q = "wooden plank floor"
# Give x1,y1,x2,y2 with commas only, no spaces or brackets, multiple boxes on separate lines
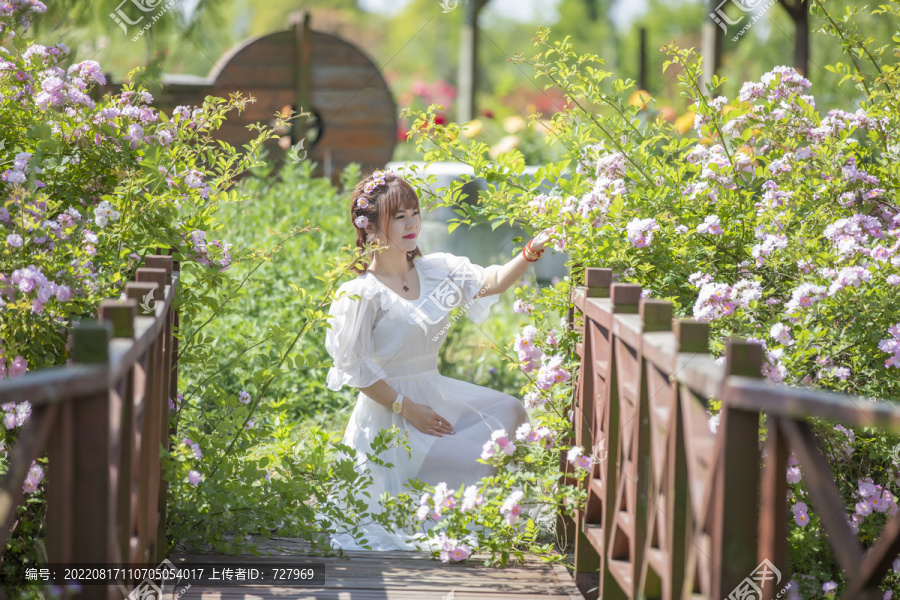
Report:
167,536,584,600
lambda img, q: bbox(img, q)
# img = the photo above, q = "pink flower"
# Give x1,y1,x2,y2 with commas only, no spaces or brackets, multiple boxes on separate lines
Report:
792,501,810,526
833,366,851,380
786,466,802,484
697,215,723,235
499,490,525,526
188,470,202,485
8,355,27,378
491,429,515,455
480,439,496,460
23,463,44,494
435,533,471,563
625,217,659,248
535,355,571,390
513,299,533,315
770,322,793,346
449,546,470,561
461,485,485,511
238,391,251,404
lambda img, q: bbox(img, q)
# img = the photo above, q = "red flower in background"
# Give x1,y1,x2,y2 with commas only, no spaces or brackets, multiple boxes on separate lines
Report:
404,78,457,111
500,85,566,117
397,119,410,141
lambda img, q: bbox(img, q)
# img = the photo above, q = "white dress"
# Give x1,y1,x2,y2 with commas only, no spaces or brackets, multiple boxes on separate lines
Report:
321,251,529,551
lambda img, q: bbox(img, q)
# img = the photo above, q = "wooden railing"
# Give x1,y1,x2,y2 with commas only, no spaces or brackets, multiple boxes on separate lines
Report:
564,267,900,600
0,253,180,598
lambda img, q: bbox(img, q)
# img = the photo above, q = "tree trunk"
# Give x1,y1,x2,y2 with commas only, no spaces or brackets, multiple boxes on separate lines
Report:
778,0,809,76
699,0,723,95
457,0,488,123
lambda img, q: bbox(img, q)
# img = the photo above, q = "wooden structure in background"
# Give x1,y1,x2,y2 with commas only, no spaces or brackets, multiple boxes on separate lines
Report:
93,12,397,183
565,267,900,599
0,254,180,599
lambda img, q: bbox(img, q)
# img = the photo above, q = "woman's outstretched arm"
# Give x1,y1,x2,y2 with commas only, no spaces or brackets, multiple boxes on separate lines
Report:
479,226,555,297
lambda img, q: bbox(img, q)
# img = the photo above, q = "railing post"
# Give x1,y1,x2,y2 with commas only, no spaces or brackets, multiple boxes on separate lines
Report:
570,267,612,600
712,339,764,599
638,298,676,598
143,256,175,562
602,282,642,598
98,299,137,579
759,415,788,600
48,320,114,600
673,319,710,598
123,279,162,563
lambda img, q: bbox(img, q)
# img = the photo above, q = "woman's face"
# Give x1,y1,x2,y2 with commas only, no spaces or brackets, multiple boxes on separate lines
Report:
376,202,420,252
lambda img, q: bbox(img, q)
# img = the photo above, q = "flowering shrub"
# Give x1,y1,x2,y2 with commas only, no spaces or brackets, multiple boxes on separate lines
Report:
400,0,900,593
0,0,316,590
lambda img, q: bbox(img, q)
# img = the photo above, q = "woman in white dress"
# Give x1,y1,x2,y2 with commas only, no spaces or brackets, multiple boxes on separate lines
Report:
323,169,553,551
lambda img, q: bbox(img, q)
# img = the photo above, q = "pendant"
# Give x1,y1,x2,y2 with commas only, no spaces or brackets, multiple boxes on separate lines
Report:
402,284,410,292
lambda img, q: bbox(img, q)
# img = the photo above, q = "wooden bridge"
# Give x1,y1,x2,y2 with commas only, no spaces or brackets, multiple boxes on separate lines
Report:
1,257,899,599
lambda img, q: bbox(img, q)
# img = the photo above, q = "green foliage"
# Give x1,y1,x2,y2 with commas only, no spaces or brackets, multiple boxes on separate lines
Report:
403,1,900,592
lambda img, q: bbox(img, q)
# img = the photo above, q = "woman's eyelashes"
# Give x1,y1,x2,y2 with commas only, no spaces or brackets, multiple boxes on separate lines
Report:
395,210,420,219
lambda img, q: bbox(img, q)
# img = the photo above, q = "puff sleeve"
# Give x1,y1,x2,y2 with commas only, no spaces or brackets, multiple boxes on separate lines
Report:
324,281,389,391
434,252,501,325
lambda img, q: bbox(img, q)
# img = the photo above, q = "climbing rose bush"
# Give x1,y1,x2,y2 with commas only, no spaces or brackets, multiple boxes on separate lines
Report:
402,1,900,594
0,0,302,589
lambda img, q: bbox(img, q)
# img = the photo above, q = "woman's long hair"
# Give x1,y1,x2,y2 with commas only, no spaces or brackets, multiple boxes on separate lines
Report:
349,173,423,275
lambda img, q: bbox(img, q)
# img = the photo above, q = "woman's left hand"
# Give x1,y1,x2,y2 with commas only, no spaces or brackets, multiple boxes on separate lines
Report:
530,226,557,252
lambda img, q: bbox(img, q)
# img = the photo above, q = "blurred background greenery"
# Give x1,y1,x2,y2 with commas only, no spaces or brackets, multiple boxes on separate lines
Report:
24,0,888,165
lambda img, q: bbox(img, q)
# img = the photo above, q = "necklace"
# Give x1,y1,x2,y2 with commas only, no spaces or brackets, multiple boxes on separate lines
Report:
371,264,412,292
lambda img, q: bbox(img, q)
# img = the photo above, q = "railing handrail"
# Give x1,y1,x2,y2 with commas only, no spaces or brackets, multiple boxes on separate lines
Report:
0,273,179,407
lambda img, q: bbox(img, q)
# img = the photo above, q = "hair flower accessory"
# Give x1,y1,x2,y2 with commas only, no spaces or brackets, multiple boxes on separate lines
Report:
363,169,396,195
354,215,369,229
357,196,370,209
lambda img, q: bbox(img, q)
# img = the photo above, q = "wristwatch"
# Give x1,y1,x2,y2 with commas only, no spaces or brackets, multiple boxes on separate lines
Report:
392,392,404,414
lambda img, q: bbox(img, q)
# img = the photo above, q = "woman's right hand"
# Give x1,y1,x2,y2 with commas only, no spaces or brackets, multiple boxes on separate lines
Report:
401,399,454,437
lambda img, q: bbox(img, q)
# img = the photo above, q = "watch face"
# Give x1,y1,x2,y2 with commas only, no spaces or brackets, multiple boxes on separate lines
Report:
392,402,402,413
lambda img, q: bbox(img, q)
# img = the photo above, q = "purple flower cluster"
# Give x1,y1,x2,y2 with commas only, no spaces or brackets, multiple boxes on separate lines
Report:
535,354,571,390
362,169,396,195
432,531,471,562
4,264,72,314
182,437,203,460
689,276,762,322
625,217,658,248
514,325,542,373
0,0,48,38
182,229,232,272
481,428,516,461
22,462,44,494
2,400,30,429
566,446,593,472
850,478,898,530
499,489,524,526
878,324,900,369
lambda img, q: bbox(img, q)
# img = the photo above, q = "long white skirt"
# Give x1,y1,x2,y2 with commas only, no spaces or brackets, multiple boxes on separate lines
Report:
322,368,529,551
